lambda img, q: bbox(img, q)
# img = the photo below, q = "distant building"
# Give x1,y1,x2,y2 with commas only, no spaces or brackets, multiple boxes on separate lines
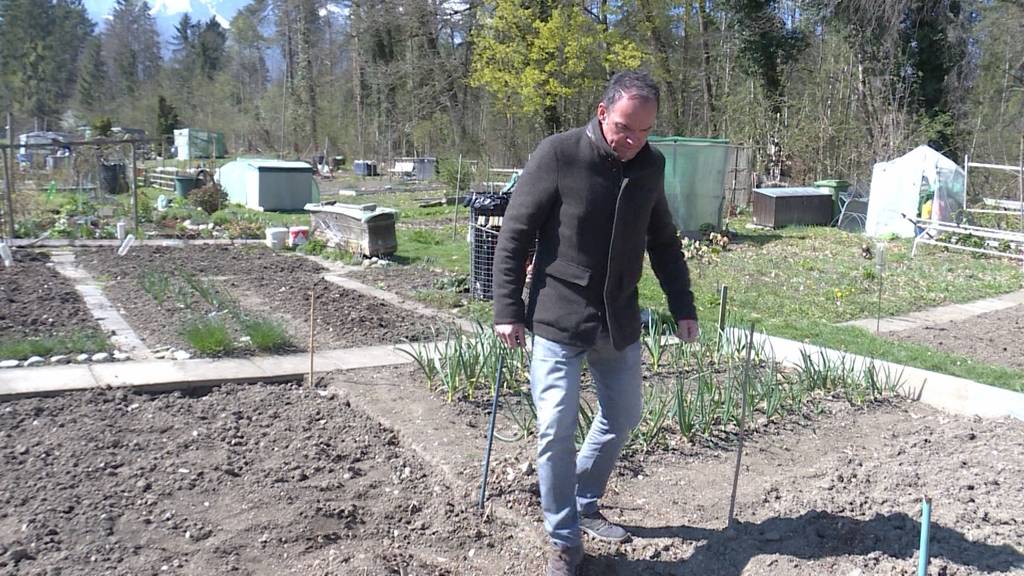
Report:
173,129,227,160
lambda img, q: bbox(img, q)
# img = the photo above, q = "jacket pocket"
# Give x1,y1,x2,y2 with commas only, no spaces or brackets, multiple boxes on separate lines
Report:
543,258,591,287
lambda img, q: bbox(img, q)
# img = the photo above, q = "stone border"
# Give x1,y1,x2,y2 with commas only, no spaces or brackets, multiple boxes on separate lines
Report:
841,288,1024,334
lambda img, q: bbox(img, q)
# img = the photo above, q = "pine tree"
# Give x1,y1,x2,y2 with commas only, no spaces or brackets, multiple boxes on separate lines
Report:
156,95,181,136
77,37,108,113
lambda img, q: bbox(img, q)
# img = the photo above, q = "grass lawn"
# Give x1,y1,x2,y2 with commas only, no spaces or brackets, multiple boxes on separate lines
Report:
377,193,1024,390
636,218,1024,390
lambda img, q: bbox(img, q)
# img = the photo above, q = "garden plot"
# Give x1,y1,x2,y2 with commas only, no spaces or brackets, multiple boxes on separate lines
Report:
0,249,109,362
0,383,539,575
76,245,438,356
888,303,1024,372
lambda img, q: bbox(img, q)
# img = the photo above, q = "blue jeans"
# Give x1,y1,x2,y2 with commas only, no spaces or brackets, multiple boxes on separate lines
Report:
530,333,643,549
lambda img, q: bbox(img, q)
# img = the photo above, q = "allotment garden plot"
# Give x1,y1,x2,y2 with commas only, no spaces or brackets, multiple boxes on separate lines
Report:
0,250,110,362
76,244,439,357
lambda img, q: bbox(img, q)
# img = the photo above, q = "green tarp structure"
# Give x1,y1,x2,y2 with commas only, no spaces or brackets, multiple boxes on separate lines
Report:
649,136,731,235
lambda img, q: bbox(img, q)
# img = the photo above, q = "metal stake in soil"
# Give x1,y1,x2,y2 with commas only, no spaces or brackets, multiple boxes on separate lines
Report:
727,322,755,528
875,242,886,334
308,282,317,388
918,496,932,576
479,353,506,511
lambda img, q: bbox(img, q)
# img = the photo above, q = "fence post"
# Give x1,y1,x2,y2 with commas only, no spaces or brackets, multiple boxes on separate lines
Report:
130,142,139,236
1,147,15,239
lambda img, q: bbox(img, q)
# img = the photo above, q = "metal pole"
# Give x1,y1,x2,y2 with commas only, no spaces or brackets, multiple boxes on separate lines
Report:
1018,134,1022,235
479,353,505,510
1,147,15,239
130,143,139,236
917,497,932,576
453,154,463,241
308,282,316,388
727,322,755,527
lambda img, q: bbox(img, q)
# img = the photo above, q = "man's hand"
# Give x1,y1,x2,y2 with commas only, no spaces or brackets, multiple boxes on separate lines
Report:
495,323,527,348
676,319,699,343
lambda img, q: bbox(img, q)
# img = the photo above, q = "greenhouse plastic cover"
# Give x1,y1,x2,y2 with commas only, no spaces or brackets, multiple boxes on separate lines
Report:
865,145,965,238
649,137,730,235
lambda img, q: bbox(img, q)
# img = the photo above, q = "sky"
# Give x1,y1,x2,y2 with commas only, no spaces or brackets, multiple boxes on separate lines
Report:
84,0,239,30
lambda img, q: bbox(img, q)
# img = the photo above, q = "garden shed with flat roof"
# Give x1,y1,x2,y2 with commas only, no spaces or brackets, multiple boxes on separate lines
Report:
216,159,318,211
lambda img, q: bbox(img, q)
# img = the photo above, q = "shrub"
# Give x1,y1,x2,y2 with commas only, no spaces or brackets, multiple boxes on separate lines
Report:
190,182,228,214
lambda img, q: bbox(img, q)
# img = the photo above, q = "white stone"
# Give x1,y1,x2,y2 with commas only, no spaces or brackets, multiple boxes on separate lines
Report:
74,353,91,363
112,351,130,361
0,360,19,369
91,352,111,363
173,350,192,361
23,356,45,367
153,350,170,360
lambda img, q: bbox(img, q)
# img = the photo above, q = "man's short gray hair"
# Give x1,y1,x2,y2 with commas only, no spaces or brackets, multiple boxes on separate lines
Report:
602,71,660,109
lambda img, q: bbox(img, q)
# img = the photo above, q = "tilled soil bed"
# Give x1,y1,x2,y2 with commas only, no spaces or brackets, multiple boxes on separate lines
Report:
344,363,1024,576
0,249,104,341
888,303,1024,376
0,382,534,575
76,245,438,355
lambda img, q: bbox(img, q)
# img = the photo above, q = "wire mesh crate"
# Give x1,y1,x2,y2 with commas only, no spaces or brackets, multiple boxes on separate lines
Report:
468,194,509,300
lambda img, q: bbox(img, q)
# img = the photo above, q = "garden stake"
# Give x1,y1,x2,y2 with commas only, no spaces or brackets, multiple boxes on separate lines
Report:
479,353,505,511
917,496,932,576
875,242,886,334
727,322,755,528
452,154,463,241
308,281,317,388
716,285,729,352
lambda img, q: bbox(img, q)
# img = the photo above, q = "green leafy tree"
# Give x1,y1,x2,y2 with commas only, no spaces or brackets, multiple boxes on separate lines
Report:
471,0,644,134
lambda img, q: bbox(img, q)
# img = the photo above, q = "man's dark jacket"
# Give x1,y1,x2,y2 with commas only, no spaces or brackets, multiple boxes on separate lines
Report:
493,117,697,350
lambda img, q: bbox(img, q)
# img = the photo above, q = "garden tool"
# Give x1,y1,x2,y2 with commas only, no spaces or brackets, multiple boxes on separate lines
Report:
479,353,505,510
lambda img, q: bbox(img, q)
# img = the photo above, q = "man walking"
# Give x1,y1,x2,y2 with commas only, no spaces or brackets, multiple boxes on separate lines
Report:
492,70,699,575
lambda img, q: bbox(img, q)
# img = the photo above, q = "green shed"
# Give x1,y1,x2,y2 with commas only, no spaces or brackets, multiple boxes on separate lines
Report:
649,137,733,235
215,159,319,211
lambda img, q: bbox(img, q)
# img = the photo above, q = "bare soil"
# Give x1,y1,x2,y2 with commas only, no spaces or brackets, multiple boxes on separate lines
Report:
1,364,1022,575
0,249,103,341
350,363,1024,576
888,303,1024,373
75,245,438,354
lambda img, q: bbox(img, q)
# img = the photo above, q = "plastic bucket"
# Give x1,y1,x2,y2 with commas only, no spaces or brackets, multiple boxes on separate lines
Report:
288,226,309,247
174,175,198,198
265,227,288,249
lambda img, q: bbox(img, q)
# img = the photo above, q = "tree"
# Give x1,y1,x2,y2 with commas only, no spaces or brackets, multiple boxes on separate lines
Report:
0,0,94,123
196,18,229,79
77,36,108,113
104,0,161,96
156,95,180,137
471,0,644,135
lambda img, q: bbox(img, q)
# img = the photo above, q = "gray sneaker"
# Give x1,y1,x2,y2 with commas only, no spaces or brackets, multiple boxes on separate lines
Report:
579,510,630,543
546,544,583,576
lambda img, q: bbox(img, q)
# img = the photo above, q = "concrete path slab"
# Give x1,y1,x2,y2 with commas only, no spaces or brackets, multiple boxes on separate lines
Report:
0,343,416,400
49,250,151,358
726,328,1024,421
842,288,1024,333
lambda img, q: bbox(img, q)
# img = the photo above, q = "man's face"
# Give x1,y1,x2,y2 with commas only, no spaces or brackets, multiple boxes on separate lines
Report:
597,94,657,162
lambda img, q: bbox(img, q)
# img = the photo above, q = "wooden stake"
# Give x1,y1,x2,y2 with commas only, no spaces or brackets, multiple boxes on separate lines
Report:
308,282,316,388
716,285,729,352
